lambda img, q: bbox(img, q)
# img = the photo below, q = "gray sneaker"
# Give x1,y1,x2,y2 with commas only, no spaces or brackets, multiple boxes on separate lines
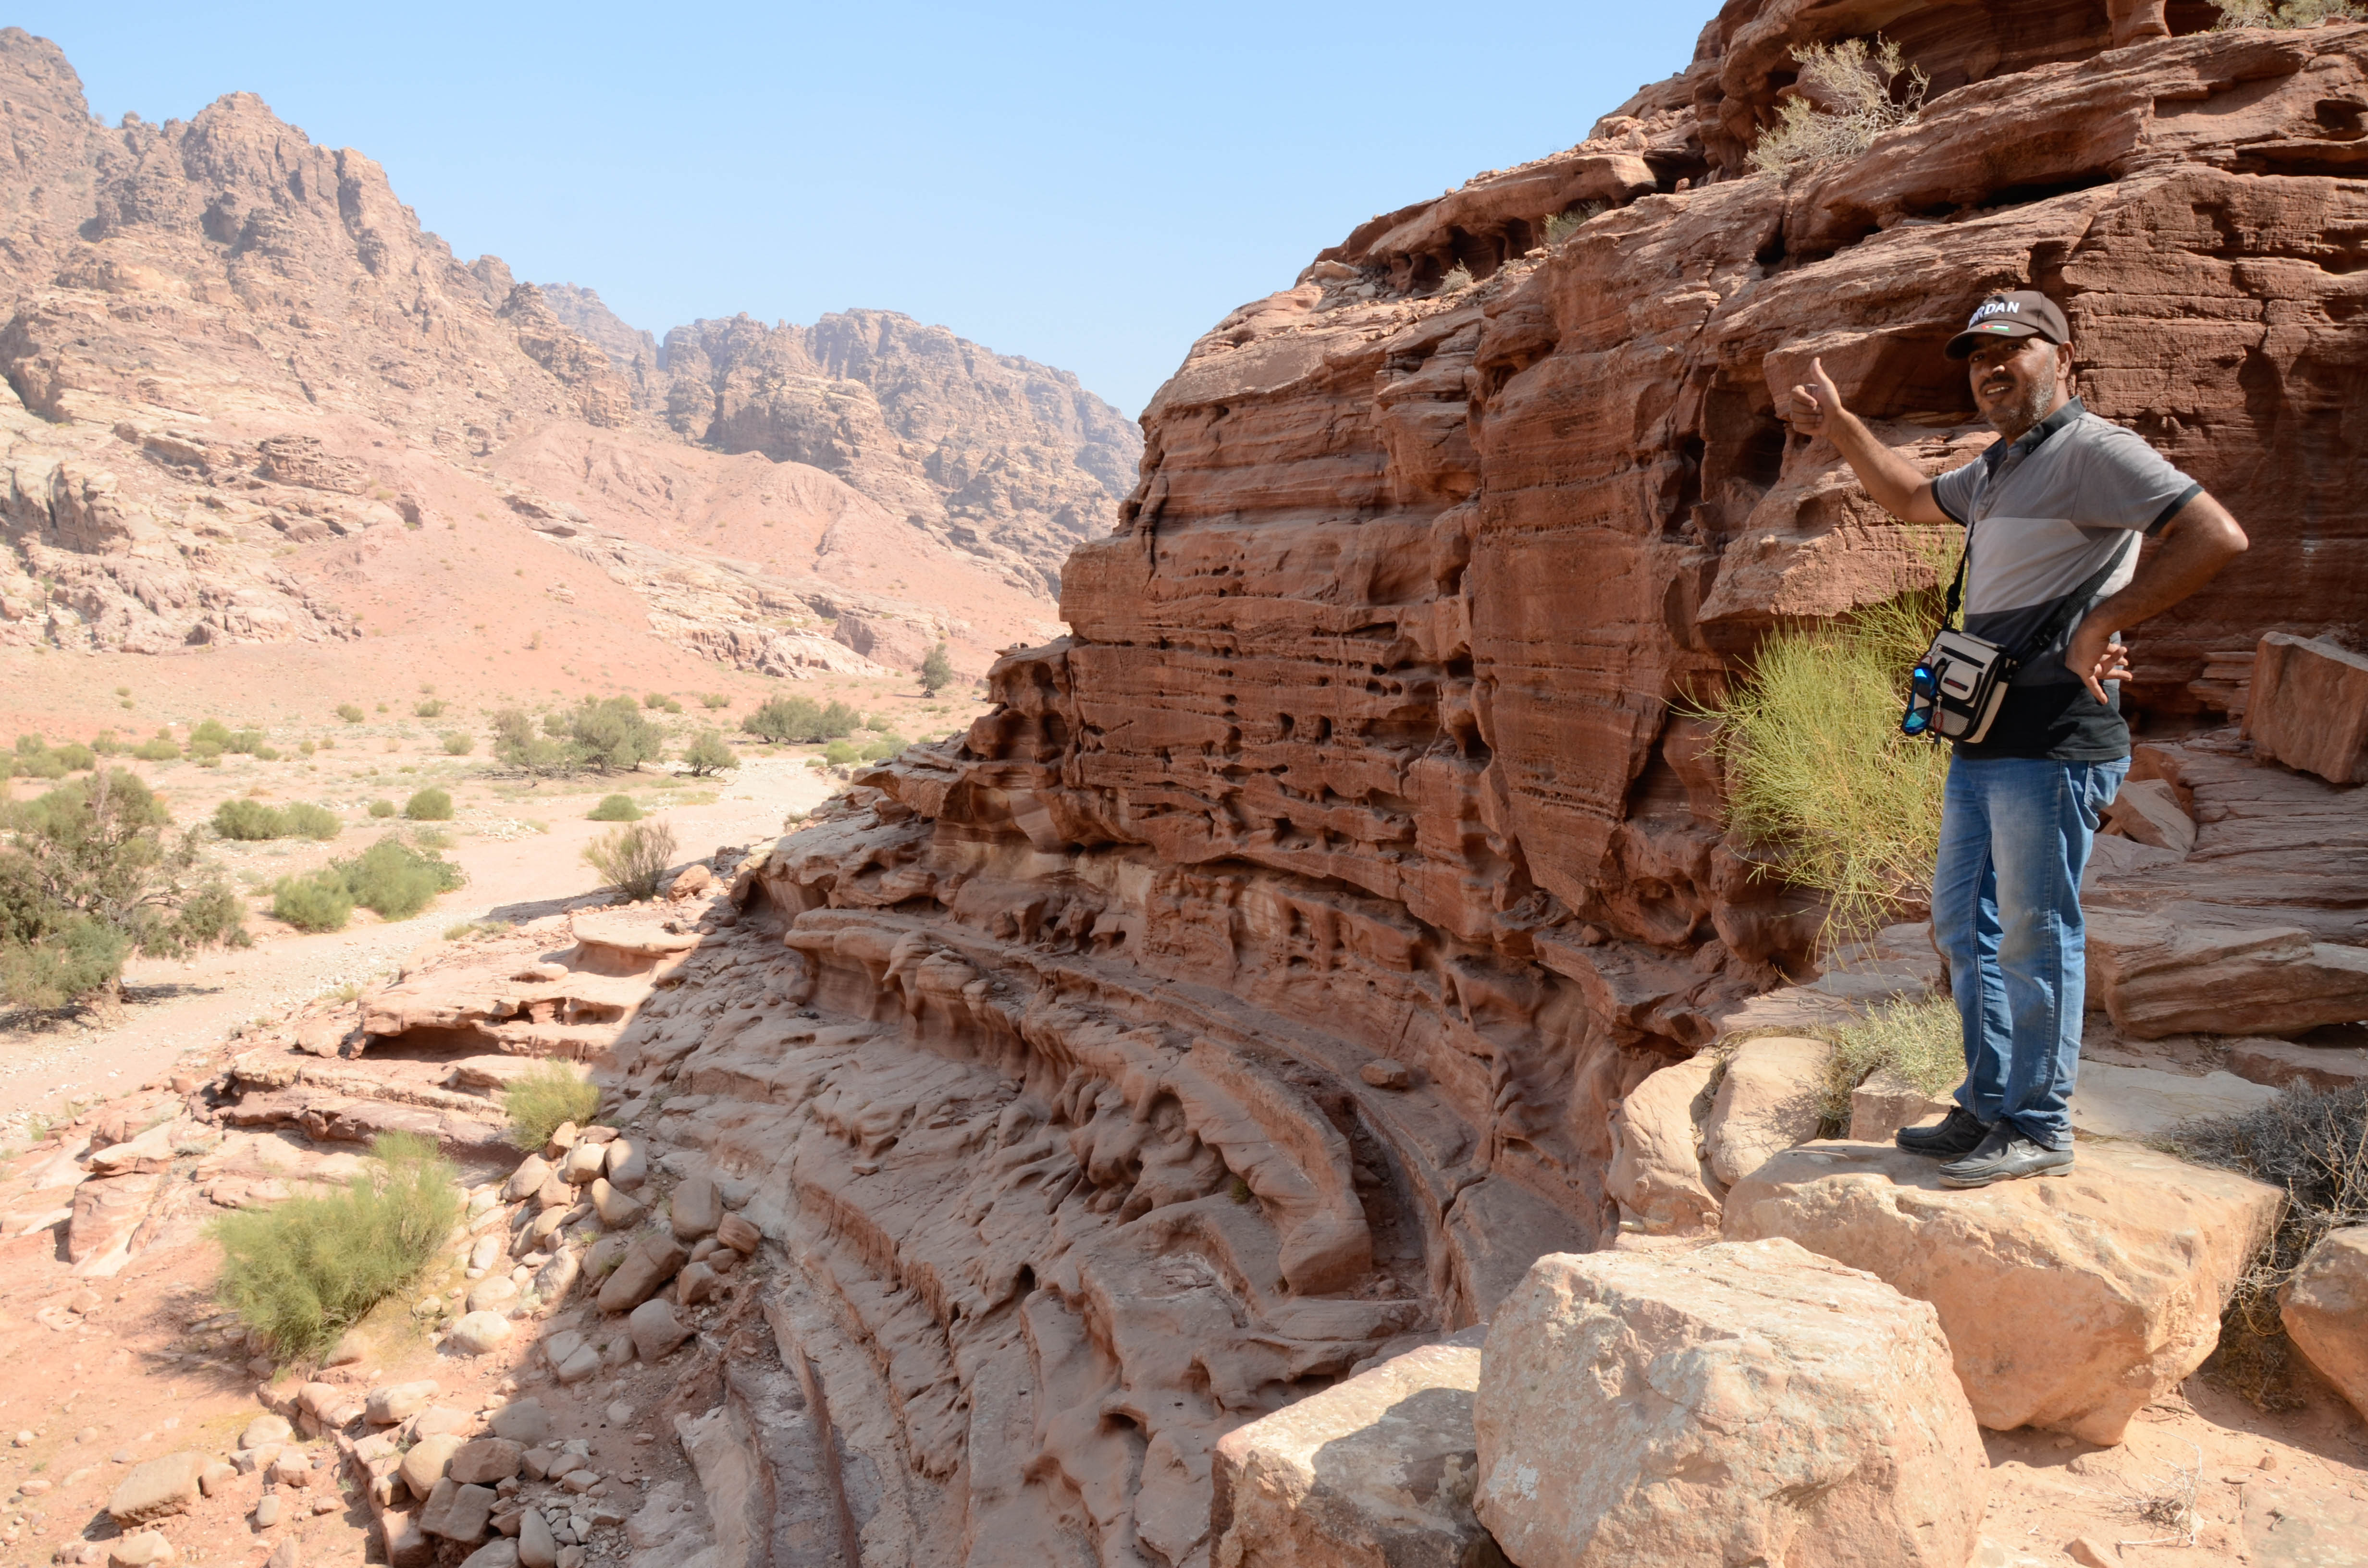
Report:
1938,1126,2074,1188
1896,1105,1991,1159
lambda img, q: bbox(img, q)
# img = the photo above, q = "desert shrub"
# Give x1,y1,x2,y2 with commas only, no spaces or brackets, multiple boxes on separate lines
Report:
441,731,473,756
50,742,95,772
502,1061,601,1152
583,820,677,902
414,698,446,718
2214,0,2363,24
410,826,452,851
681,731,738,777
561,695,666,772
131,729,181,762
11,747,66,781
211,1132,462,1363
0,769,248,1008
271,871,354,932
340,837,465,919
403,788,453,821
587,794,641,821
191,719,234,749
1435,263,1475,295
1704,541,1956,952
187,739,223,764
1544,203,1607,244
822,739,859,766
336,703,365,724
367,798,396,818
443,919,509,941
859,734,907,762
2171,1083,2368,1408
1804,993,1962,1132
743,695,860,744
1749,35,1927,175
920,642,954,696
212,799,285,840
700,693,732,710
661,698,682,713
281,802,341,841
90,732,119,756
490,708,579,776
643,692,669,710
226,729,267,755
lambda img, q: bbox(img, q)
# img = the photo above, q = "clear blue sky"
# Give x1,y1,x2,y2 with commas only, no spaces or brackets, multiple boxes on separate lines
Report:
18,1,1718,417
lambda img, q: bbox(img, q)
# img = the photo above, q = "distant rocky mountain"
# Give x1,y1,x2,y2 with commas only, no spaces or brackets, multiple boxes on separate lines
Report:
0,27,1132,675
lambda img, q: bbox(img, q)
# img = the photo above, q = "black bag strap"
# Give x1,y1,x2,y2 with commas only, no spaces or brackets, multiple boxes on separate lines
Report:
2011,530,2138,662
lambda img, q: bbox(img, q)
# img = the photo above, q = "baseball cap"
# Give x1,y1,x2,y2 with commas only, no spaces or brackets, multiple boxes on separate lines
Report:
1944,290,2071,359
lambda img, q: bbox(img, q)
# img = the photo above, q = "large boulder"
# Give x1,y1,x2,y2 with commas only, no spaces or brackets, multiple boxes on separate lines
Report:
1723,1140,2282,1443
1472,1239,1986,1568
1212,1328,1494,1568
2244,632,2368,786
2281,1225,2368,1423
2085,912,2368,1040
597,1234,689,1313
1603,1055,1723,1237
669,1174,722,1240
1702,1035,1830,1188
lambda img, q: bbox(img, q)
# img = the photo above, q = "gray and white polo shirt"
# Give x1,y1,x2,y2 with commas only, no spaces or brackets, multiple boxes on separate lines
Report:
1930,398,2201,760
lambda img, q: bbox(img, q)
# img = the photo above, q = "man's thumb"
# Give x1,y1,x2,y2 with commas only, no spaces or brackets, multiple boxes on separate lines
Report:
1812,355,1835,388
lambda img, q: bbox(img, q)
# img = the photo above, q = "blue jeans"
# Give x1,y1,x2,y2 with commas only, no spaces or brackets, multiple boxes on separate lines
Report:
1931,754,2128,1150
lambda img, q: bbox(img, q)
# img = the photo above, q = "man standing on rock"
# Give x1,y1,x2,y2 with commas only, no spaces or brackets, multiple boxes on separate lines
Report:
1786,290,2248,1187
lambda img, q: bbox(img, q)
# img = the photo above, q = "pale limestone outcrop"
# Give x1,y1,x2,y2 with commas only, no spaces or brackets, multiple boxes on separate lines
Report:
1472,1239,1986,1568
1210,1329,1497,1568
2281,1226,2368,1424
1722,1141,2282,1443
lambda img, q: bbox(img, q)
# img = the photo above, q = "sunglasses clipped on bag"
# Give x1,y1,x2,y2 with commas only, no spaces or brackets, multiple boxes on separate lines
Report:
1901,660,1941,737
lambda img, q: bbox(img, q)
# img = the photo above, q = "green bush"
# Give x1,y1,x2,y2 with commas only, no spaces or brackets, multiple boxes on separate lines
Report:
340,837,465,919
681,731,738,777
226,729,267,756
192,719,234,749
699,693,732,710
0,770,247,1008
213,798,285,841
587,794,642,822
643,692,670,710
89,731,119,756
563,696,665,772
403,788,454,821
822,739,859,766
858,733,908,762
582,820,677,901
920,641,954,696
743,695,860,744
271,872,355,932
211,1132,462,1363
336,703,365,724
12,749,66,781
490,708,578,776
502,1062,600,1152
441,732,473,756
367,798,396,819
131,730,180,763
51,742,95,772
281,802,341,841
414,698,447,719
1705,541,1955,952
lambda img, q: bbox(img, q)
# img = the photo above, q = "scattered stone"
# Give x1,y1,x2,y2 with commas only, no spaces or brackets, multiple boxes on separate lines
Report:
449,1438,526,1486
1702,1035,1831,1188
489,1398,552,1447
399,1433,465,1498
596,1235,688,1314
1848,1067,1956,1145
2066,1539,2114,1568
2281,1225,2368,1422
451,1311,515,1355
668,1176,721,1241
470,1234,506,1273
558,1469,598,1494
534,1176,571,1211
107,1451,208,1524
2245,631,2368,785
240,1414,294,1449
420,1476,499,1542
675,1262,719,1307
323,1330,367,1367
603,1140,645,1191
459,1538,520,1568
268,1449,311,1487
112,1447,134,1463
415,1407,475,1437
1473,1239,1986,1568
385,1510,433,1568
75,1426,98,1443
468,1276,520,1314
254,1493,282,1528
367,1381,439,1424
502,1157,551,1204
197,1461,236,1497
555,1547,584,1568
714,1212,760,1255
589,1179,642,1230
534,1248,582,1307
562,1143,606,1184
1357,1058,1413,1090
105,1532,174,1568
2227,1039,2368,1092
263,1542,300,1568
1214,1328,1490,1566
1724,1139,2282,1443
545,1122,581,1157
1604,1054,1722,1237
627,1298,692,1361
518,1505,559,1568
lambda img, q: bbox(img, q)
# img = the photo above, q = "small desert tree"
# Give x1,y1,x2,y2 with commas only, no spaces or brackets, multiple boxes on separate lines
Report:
1749,36,1928,175
681,730,738,777
0,769,247,1008
491,708,580,776
583,821,678,902
564,696,666,772
920,642,955,697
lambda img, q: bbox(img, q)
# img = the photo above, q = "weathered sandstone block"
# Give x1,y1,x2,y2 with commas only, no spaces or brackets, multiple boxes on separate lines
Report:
2245,632,2368,785
1703,1035,1830,1188
2281,1225,2368,1424
2086,913,2368,1039
1723,1140,2281,1443
2100,777,2195,856
1603,1055,1722,1236
1212,1328,1498,1568
1472,1239,1986,1568
108,1452,207,1524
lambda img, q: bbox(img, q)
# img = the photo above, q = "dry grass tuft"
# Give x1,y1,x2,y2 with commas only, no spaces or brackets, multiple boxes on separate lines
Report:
503,1061,600,1152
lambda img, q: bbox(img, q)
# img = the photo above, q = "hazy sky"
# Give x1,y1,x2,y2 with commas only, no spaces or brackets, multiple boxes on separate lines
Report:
18,1,1718,417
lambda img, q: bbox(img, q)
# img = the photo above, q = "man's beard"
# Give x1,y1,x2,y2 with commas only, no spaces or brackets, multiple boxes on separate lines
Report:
1986,363,2059,441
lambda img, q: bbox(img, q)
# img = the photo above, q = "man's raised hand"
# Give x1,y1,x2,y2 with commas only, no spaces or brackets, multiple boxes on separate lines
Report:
1786,356,1844,439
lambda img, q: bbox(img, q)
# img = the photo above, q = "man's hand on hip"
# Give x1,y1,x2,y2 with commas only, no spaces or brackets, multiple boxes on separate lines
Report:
2065,616,2132,704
